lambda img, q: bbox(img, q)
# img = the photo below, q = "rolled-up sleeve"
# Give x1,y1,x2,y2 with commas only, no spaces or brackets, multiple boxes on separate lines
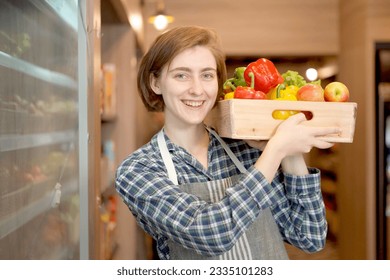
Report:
269,167,327,252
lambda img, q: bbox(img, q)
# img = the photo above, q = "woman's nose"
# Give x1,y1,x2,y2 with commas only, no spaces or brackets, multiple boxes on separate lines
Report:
189,78,203,95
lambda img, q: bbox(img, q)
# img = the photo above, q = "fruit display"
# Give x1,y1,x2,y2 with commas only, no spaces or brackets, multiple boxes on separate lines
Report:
221,58,351,120
0,31,31,58
0,94,77,134
0,0,80,260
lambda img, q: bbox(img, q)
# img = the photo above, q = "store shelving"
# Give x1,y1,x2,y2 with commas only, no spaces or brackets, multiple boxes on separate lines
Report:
0,51,77,90
0,178,78,239
30,0,78,32
0,131,76,152
0,0,82,260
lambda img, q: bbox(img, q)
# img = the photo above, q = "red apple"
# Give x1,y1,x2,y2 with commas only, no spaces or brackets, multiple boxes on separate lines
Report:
324,82,350,102
296,84,324,101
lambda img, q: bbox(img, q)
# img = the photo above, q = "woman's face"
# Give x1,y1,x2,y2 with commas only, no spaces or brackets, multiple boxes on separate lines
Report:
151,46,218,128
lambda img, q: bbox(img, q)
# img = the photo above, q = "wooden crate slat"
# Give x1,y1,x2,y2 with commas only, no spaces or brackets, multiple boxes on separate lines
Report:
206,99,357,143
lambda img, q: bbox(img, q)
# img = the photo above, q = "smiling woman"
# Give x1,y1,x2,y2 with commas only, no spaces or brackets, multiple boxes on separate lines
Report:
137,26,226,112
150,46,218,129
115,26,341,260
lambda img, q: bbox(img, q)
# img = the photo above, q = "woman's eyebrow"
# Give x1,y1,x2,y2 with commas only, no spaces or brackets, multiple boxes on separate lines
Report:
168,67,191,73
169,67,216,72
202,67,217,72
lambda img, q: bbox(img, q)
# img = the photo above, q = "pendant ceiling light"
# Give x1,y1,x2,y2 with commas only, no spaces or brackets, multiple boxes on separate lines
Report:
148,0,174,31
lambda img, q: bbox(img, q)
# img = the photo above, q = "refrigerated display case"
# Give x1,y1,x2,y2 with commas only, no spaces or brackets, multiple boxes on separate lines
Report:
375,43,390,260
0,0,83,259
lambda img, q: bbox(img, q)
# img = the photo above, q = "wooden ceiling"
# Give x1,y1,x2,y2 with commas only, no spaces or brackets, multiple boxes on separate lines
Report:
142,0,339,57
103,0,340,79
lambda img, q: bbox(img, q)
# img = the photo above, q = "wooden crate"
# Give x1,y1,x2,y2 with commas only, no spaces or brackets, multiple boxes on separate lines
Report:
206,99,357,143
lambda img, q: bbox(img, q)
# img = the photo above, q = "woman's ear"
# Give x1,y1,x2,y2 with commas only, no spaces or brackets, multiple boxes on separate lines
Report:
150,74,162,95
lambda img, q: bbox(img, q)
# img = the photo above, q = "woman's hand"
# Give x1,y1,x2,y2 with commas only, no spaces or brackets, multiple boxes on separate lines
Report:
254,113,340,182
269,112,340,158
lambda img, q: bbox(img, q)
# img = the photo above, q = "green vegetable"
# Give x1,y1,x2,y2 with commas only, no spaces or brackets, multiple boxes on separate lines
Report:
223,66,247,93
281,70,321,87
281,70,307,87
232,67,247,87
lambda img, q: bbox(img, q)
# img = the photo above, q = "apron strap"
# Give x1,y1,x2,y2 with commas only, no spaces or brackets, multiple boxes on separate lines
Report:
157,130,179,185
206,127,247,174
157,127,247,185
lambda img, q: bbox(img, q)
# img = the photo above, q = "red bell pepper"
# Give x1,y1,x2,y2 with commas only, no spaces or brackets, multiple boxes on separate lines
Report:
234,86,267,99
244,58,284,93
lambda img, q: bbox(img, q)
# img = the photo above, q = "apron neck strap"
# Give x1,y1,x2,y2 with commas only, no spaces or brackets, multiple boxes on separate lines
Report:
157,127,247,185
157,129,179,185
205,127,247,174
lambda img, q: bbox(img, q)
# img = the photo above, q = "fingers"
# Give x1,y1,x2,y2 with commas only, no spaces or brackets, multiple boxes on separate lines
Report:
306,126,339,150
283,112,307,124
269,113,342,156
282,113,341,136
309,126,342,138
283,113,342,136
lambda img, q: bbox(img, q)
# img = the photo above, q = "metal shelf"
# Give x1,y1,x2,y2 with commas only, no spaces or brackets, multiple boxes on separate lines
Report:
0,51,77,90
0,130,76,152
0,179,78,239
30,0,78,32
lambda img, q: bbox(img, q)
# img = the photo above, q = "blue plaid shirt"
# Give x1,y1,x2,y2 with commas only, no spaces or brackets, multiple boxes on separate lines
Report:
115,129,327,260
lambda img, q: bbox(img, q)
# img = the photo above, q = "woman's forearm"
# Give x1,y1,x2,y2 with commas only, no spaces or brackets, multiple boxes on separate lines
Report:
253,139,284,183
281,154,309,176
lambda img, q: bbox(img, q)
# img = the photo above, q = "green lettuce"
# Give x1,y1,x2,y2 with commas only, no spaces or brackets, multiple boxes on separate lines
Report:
281,70,321,87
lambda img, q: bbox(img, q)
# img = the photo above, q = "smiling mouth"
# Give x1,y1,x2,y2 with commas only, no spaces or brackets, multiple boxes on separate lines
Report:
182,100,205,108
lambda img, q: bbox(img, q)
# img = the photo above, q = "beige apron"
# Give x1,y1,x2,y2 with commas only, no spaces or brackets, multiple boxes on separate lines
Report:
157,128,288,260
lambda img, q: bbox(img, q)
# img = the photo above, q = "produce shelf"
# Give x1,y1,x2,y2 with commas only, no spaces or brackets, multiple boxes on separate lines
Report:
0,178,78,239
30,0,78,32
0,51,77,90
0,130,76,152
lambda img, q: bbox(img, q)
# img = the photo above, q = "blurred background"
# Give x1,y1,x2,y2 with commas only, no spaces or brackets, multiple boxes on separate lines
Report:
1,0,390,260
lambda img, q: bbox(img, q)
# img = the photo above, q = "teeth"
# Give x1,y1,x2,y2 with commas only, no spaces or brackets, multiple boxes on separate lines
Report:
183,100,203,107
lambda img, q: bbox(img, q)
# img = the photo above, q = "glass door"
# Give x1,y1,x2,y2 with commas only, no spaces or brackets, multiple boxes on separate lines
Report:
0,0,81,259
375,43,390,260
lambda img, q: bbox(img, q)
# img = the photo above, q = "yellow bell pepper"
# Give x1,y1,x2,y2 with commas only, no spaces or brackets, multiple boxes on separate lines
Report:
224,92,235,100
269,84,299,120
272,110,298,120
268,84,299,100
284,85,299,97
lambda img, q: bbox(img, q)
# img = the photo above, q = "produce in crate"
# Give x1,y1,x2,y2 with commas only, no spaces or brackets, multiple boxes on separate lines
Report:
243,58,284,93
223,58,283,100
223,66,247,93
210,57,357,143
223,65,267,100
267,84,299,120
222,59,350,104
281,70,309,88
267,70,311,119
296,84,325,102
234,86,267,99
324,81,350,102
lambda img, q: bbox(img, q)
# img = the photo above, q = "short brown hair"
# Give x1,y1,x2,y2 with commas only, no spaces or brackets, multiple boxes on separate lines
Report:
137,26,227,112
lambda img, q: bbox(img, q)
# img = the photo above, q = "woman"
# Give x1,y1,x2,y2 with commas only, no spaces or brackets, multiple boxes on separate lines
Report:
115,26,340,260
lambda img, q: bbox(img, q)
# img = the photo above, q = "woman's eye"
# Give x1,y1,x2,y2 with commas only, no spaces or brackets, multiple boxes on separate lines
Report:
202,72,215,80
174,73,188,80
